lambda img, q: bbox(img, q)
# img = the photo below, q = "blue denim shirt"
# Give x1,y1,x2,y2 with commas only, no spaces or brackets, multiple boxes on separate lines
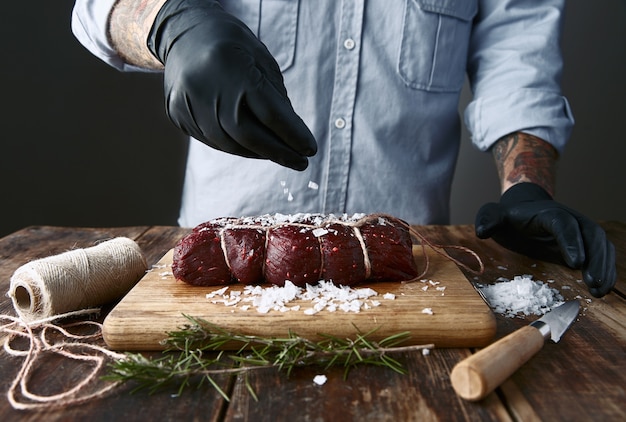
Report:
72,0,574,226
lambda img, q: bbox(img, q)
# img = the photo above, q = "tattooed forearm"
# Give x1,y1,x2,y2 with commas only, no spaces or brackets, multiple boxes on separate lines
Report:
107,0,168,69
492,132,558,196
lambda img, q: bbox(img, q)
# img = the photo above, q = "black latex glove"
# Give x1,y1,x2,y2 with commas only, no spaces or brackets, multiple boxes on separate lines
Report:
148,0,316,170
475,183,616,298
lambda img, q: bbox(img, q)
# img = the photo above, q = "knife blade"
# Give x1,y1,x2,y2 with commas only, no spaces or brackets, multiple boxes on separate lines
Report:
450,300,580,401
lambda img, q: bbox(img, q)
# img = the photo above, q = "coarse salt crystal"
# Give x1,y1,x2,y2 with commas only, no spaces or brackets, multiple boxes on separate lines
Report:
422,348,430,356
312,228,329,238
206,286,229,299
383,293,396,300
308,181,319,190
421,308,433,315
313,375,327,385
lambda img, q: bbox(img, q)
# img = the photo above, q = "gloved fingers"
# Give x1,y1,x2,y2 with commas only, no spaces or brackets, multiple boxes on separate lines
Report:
243,66,317,157
166,89,264,159
579,222,617,297
585,240,616,298
220,93,311,170
254,47,289,98
540,210,586,269
474,202,504,239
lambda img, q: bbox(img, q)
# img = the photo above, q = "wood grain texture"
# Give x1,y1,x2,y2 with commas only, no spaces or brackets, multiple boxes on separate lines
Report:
103,246,497,350
0,223,623,421
0,226,228,422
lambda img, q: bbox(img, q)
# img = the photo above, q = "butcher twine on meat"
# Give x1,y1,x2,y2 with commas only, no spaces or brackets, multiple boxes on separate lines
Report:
172,213,483,287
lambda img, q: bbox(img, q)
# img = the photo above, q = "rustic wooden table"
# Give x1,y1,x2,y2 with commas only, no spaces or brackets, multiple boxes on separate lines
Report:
0,223,624,421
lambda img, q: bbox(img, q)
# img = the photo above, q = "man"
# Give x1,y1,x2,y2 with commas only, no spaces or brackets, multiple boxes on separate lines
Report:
71,0,615,297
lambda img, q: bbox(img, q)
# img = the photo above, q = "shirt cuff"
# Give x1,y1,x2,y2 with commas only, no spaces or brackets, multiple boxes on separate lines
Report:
71,0,156,72
464,88,575,153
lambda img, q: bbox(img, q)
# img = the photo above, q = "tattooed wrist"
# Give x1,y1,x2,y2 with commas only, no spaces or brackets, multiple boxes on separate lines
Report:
492,132,558,196
108,0,168,69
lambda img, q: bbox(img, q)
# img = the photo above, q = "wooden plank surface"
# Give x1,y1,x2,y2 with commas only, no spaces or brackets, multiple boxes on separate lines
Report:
416,224,626,422
0,226,230,422
1,223,624,422
103,246,497,351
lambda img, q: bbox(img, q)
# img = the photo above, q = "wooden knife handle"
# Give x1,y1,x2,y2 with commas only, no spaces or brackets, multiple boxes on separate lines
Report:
450,325,545,401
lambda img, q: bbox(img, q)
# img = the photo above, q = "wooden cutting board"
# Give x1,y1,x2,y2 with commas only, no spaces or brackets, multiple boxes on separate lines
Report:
103,247,496,350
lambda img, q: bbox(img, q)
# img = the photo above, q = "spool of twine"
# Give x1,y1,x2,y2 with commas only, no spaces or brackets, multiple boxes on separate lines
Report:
8,237,147,322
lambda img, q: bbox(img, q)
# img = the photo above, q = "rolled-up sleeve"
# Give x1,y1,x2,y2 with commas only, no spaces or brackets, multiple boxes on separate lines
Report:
465,0,575,153
71,0,155,72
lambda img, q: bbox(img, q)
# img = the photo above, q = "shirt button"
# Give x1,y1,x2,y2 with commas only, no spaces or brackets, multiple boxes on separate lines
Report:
334,118,346,129
343,38,355,50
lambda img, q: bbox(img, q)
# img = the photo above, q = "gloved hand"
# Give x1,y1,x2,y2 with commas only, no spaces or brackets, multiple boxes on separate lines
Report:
147,0,316,170
475,183,616,298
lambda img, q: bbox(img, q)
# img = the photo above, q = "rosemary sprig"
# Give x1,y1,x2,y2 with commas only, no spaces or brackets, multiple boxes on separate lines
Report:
105,315,433,400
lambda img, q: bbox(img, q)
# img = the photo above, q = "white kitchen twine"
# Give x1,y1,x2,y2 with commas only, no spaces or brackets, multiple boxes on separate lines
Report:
8,237,148,322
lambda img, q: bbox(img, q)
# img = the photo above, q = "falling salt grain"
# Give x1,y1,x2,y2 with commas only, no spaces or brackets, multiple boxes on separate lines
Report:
308,181,319,190
421,308,433,315
422,348,430,356
313,375,327,386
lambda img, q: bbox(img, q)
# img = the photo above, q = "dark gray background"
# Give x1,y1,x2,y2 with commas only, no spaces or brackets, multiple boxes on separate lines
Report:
1,1,624,238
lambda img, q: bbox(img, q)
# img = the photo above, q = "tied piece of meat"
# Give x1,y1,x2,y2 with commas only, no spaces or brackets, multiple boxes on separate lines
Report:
172,213,419,287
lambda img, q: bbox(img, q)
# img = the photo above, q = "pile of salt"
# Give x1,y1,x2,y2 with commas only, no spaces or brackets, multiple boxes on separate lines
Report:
478,275,565,318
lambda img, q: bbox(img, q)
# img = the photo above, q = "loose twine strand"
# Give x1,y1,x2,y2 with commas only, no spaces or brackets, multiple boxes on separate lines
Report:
1,237,148,410
1,309,126,410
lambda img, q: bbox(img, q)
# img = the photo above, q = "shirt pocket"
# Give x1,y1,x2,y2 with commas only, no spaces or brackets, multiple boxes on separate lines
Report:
398,0,477,92
222,0,299,72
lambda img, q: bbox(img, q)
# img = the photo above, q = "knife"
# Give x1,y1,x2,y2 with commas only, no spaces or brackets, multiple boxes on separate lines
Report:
450,300,580,401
